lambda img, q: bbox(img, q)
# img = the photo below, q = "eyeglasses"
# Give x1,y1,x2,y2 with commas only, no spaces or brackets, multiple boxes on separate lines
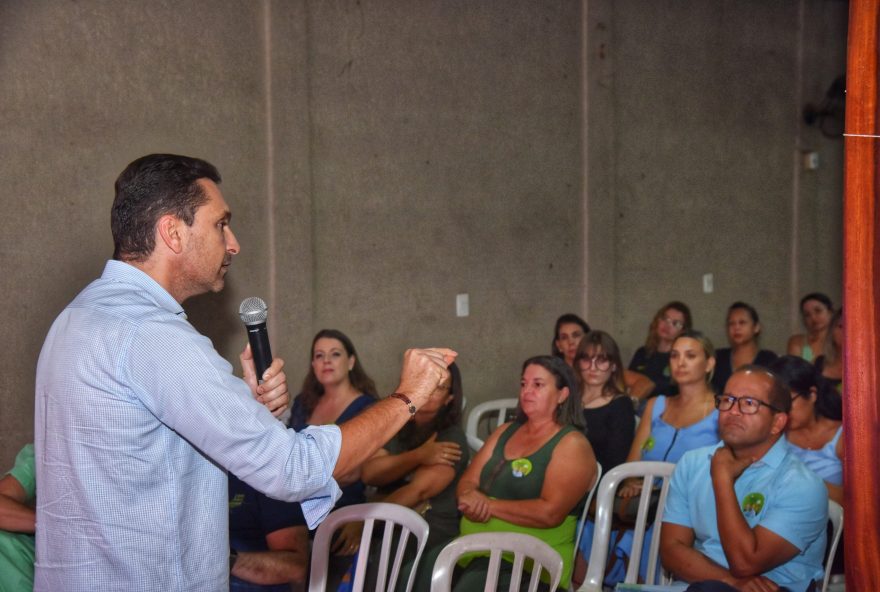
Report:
715,394,783,415
661,316,685,329
577,355,611,371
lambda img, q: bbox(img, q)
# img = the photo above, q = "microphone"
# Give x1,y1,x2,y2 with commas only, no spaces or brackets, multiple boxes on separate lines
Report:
239,297,273,383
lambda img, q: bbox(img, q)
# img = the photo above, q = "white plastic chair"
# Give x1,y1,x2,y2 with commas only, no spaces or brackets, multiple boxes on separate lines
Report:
579,461,675,592
465,398,518,451
308,502,429,592
430,532,564,592
569,462,602,590
823,499,844,592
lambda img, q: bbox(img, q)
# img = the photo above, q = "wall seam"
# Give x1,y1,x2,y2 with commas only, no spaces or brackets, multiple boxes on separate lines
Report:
581,0,590,318
790,0,806,332
262,0,277,337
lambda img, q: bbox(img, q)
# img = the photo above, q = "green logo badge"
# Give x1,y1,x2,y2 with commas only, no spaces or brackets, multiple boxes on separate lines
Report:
229,493,245,509
741,492,765,517
511,458,532,477
641,435,655,452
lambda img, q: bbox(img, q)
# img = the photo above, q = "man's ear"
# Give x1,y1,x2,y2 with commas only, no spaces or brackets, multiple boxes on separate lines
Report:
156,214,185,254
771,411,788,436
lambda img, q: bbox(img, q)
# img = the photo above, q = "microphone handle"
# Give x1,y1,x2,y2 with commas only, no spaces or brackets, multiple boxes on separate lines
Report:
246,322,273,382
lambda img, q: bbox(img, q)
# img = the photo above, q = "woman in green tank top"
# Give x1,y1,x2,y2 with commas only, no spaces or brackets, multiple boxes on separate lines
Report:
412,356,597,591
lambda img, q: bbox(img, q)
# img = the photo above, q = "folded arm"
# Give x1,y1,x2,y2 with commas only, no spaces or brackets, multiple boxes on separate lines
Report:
383,463,457,509
486,432,596,528
232,525,309,586
361,434,461,486
0,475,34,533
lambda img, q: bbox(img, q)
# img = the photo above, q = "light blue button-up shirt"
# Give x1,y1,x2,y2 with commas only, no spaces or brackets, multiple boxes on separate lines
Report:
663,437,827,592
34,260,342,592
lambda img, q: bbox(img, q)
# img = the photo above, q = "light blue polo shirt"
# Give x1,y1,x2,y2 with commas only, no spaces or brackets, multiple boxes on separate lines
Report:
663,437,827,591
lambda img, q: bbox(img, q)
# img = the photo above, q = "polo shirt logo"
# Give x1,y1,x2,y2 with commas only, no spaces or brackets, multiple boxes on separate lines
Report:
642,435,655,452
741,492,765,517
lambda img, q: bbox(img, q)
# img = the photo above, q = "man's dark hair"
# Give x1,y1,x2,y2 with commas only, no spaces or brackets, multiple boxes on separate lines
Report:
735,364,792,414
111,154,221,262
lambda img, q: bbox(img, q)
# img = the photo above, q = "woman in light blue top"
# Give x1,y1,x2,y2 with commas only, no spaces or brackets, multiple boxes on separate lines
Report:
770,355,843,504
622,330,720,480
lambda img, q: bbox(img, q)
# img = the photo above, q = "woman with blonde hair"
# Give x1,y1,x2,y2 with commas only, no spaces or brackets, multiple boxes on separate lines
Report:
628,301,692,401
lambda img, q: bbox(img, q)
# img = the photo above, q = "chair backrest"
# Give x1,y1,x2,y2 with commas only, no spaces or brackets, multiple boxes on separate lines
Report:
570,462,602,591
823,499,844,592
308,502,430,592
580,461,676,592
465,398,519,451
430,532,564,592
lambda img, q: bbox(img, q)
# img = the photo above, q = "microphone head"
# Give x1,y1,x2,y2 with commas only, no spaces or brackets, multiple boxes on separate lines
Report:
239,297,269,326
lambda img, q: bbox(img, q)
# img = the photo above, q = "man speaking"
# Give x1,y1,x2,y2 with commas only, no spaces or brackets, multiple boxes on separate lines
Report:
33,154,455,591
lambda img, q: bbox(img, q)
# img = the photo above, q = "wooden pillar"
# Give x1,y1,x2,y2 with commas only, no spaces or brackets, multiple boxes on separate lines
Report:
843,0,880,588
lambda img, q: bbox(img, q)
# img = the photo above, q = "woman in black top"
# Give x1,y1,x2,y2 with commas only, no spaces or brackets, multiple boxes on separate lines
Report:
628,301,692,401
711,301,777,394
574,331,635,471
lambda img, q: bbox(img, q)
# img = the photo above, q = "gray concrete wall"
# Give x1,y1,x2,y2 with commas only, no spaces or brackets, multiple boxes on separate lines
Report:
0,0,845,469
585,0,846,361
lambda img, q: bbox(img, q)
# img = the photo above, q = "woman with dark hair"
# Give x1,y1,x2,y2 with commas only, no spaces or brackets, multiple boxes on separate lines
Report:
551,313,591,365
628,301,693,400
814,308,843,394
573,331,635,472
413,356,596,591
362,363,469,549
288,329,378,557
711,301,778,394
769,356,843,504
553,313,653,400
787,292,834,362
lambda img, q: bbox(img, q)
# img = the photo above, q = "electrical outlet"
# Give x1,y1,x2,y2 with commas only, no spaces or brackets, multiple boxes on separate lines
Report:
456,293,469,317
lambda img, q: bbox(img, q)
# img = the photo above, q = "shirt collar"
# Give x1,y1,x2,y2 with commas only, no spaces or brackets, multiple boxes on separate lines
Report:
101,260,187,319
751,435,789,469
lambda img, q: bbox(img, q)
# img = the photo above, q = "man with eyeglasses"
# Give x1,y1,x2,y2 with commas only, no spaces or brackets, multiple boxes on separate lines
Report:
660,366,828,592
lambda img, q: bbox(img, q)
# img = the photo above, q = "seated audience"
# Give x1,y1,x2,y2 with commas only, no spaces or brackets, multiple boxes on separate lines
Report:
711,301,777,394
228,474,309,592
578,331,719,587
288,329,377,569
0,444,35,592
787,293,834,362
412,356,597,591
573,330,636,472
553,313,653,400
362,363,469,549
770,356,843,505
660,366,828,592
629,301,693,401
813,308,843,394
